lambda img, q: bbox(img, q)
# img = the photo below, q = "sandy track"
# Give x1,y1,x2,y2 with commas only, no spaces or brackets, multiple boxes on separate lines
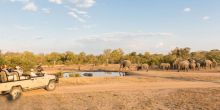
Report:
24,81,220,96
1,71,220,110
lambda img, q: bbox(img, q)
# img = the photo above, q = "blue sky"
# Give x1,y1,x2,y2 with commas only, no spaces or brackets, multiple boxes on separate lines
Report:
0,0,219,54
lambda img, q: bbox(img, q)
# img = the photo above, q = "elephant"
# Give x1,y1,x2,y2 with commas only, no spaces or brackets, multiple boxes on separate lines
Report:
204,60,213,69
212,59,217,68
137,64,149,72
172,60,178,70
173,59,189,72
196,63,201,70
160,63,170,70
141,64,149,72
173,58,183,70
189,62,196,71
119,60,132,75
188,59,196,71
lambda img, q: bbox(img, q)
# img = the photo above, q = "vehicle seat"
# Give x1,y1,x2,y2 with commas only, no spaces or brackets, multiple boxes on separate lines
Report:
2,70,20,81
20,76,27,80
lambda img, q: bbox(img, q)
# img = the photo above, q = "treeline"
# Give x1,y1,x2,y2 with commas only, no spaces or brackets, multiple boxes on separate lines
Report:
0,48,220,71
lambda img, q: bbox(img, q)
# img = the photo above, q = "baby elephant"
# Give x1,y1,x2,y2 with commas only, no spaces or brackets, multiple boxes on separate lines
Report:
160,63,170,70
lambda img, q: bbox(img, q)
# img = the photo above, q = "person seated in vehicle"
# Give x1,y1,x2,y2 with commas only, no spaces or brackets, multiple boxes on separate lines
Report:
36,64,44,76
30,69,37,77
14,66,23,76
6,65,14,73
0,70,7,83
1,65,19,81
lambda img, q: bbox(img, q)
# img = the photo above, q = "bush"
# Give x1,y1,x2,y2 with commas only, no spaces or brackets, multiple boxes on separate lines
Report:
55,71,63,78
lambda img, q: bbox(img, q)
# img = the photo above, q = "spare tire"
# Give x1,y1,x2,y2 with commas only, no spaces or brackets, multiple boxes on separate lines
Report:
9,86,22,100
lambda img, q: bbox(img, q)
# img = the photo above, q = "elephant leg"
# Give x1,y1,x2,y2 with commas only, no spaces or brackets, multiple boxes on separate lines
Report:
128,67,131,71
119,68,124,76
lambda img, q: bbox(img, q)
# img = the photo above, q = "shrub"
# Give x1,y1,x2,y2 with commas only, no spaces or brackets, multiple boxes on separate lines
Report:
55,71,63,78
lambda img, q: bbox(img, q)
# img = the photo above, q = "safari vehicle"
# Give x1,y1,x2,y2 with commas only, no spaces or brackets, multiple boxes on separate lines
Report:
0,70,59,100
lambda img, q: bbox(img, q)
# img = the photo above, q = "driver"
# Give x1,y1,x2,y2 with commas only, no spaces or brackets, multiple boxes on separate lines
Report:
36,64,44,76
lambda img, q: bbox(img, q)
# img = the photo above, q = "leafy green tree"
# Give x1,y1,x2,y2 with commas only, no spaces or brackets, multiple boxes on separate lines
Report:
45,52,62,65
109,48,124,64
171,47,191,60
206,50,220,62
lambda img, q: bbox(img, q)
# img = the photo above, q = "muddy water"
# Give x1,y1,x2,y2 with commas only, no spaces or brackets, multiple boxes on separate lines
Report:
63,71,125,78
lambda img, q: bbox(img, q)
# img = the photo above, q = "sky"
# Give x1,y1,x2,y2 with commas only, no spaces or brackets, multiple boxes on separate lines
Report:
0,0,220,54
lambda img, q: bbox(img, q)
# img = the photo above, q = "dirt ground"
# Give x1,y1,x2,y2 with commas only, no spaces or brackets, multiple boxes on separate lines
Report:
0,69,220,110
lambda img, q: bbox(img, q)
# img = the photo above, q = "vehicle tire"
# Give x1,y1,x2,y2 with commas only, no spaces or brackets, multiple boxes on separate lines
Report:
45,80,56,91
9,87,22,100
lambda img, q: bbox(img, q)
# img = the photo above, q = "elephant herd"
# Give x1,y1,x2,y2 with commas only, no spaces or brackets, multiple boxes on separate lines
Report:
119,60,149,72
119,59,218,72
172,59,217,72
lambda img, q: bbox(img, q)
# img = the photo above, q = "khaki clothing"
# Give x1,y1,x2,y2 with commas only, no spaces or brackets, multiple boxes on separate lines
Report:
0,71,7,83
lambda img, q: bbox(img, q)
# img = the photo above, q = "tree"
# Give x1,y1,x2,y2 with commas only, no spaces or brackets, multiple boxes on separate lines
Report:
206,50,220,62
45,52,62,65
109,48,124,64
103,49,112,65
171,47,191,60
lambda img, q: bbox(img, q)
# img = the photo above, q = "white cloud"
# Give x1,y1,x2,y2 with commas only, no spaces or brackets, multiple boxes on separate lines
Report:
72,32,174,53
49,0,63,4
10,0,29,3
71,8,87,15
41,8,51,14
68,11,86,22
70,0,96,8
64,5,90,22
202,16,210,20
22,2,38,12
184,7,191,12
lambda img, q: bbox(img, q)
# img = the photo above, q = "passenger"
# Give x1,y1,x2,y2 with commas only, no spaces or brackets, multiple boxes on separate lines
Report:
14,66,23,76
2,65,19,81
36,64,44,76
2,65,9,73
7,66,14,73
36,64,44,73
0,71,7,83
2,65,7,70
30,69,37,77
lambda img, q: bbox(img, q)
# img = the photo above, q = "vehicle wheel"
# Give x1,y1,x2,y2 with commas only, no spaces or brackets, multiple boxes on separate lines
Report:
10,87,22,100
46,80,56,91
